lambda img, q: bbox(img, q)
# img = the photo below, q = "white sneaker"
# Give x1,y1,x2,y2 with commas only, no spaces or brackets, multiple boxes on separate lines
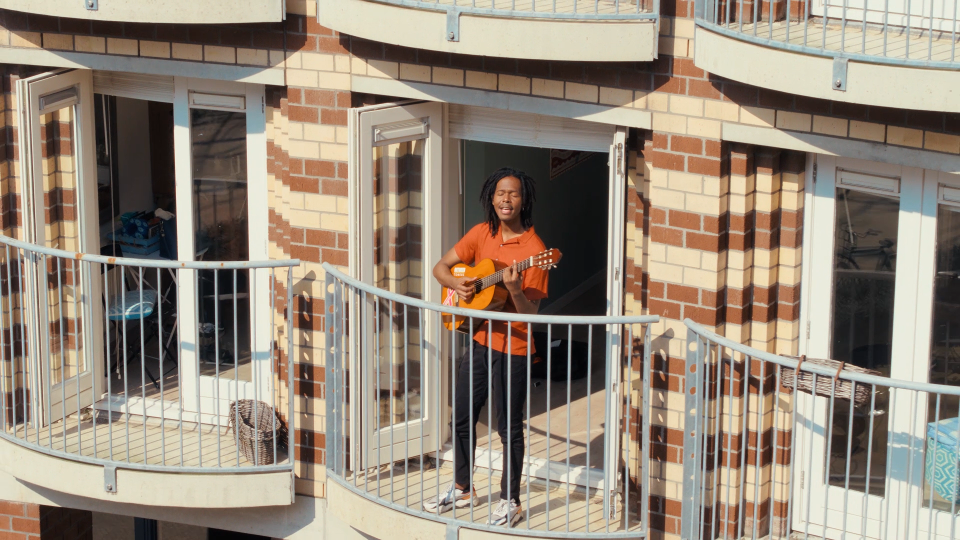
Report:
488,499,522,527
422,483,478,513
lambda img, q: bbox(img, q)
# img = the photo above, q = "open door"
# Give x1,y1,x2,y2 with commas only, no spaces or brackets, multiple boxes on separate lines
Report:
16,69,102,426
352,101,444,469
604,126,628,513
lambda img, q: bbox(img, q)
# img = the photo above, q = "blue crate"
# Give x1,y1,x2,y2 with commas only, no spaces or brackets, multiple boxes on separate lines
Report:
106,229,160,255
926,417,960,504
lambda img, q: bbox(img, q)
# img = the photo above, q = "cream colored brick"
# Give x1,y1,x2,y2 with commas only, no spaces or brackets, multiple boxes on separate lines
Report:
303,193,338,213
673,18,696,38
433,67,464,86
499,74,531,94
204,45,235,64
0,29,9,47
647,93,670,112
532,78,564,99
659,18,672,36
669,171,703,193
269,50,286,68
566,82,599,103
320,143,348,161
287,123,304,140
775,111,812,132
319,72,351,90
140,41,170,59
74,36,105,54
334,55,351,73
649,186,685,210
302,52,334,71
10,31,41,49
172,43,203,61
287,69,319,88
303,124,337,143
739,106,776,127
237,48,268,66
400,63,431,83
670,95,704,117
887,126,924,148
685,193,722,215
631,91,649,109
688,118,721,139
335,126,349,144
649,168,670,188
367,60,399,79
350,57,368,75
849,121,885,142
659,37,690,57
812,115,847,137
43,33,72,51
925,132,960,154
465,71,497,90
284,51,302,69
286,0,316,16
598,87,633,107
107,38,138,56
703,100,738,121
652,112,687,134
321,213,349,233
648,261,685,285
288,140,320,159
667,245,701,268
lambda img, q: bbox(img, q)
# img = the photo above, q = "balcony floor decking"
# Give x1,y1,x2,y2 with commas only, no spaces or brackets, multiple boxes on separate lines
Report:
381,0,654,15
4,412,289,469
344,459,643,535
720,19,959,62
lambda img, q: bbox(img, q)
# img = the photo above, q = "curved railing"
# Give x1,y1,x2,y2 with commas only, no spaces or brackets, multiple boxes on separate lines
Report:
694,0,960,68
365,0,658,19
323,263,659,537
683,319,960,540
0,233,299,475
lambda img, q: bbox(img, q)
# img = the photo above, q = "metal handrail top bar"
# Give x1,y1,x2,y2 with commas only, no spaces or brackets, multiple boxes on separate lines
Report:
698,21,960,70
366,0,658,19
685,318,960,396
0,233,300,270
324,263,661,325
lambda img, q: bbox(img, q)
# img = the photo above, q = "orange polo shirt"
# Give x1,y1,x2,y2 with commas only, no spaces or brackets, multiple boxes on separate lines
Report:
454,223,549,356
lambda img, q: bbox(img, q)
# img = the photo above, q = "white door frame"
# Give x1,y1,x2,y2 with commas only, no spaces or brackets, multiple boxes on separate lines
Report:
16,69,103,427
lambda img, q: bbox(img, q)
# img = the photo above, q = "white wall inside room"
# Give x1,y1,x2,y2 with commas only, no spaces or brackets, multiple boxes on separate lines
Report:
462,141,609,314
116,97,154,215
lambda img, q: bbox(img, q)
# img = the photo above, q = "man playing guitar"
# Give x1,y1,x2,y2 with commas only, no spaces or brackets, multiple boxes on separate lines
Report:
425,167,548,527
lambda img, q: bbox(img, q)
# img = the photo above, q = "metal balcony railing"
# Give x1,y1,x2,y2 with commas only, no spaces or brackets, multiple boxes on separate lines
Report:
323,263,659,537
365,0,658,20
694,0,959,68
0,233,298,474
683,319,960,540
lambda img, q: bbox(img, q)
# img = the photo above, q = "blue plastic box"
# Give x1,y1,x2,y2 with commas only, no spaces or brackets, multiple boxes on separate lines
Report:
926,417,960,504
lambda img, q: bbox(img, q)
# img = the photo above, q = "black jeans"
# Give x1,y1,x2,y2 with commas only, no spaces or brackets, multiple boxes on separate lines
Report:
453,342,528,504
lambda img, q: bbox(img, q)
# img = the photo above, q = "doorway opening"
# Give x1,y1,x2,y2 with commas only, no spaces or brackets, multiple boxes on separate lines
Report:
450,140,612,483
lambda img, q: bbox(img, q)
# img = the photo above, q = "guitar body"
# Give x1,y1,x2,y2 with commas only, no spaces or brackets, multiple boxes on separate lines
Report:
442,259,509,332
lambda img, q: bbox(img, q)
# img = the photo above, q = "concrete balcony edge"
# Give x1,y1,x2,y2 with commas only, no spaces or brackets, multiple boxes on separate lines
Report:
0,0,284,24
318,0,658,62
694,26,960,114
0,437,294,508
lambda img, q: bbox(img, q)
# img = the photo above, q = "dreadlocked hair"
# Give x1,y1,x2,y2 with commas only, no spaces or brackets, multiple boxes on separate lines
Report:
480,167,537,237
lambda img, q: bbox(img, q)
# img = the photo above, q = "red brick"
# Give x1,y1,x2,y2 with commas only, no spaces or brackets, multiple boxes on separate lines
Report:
289,105,318,123
10,518,38,534
668,209,701,231
288,158,304,175
703,215,721,234
686,231,720,251
322,248,349,266
704,140,722,158
666,283,699,304
650,225,683,247
317,36,349,55
0,516,9,530
0,502,24,518
321,179,348,197
338,233,349,249
652,132,669,150
305,159,336,178
305,18,335,37
687,156,721,177
290,176,319,194
320,108,348,127
648,151,685,172
305,229,336,247
649,280,665,299
670,135,703,155
291,245,320,263
687,79,722,100
650,207,667,225
648,298,681,320
674,58,705,78
304,89,336,107
0,531,27,540
653,75,686,95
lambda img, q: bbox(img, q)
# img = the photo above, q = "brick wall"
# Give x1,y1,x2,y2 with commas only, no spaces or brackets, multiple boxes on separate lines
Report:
0,501,90,540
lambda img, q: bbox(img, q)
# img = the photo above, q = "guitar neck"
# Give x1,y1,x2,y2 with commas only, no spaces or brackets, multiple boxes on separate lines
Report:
475,258,533,292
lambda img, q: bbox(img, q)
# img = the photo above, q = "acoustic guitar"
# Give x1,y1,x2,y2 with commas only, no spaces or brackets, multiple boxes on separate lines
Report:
441,248,562,332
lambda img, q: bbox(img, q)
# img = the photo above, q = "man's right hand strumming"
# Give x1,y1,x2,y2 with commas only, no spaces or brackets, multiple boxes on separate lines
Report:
453,278,476,303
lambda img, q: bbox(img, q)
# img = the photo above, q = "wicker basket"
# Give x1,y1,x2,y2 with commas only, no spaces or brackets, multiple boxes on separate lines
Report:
229,400,288,466
779,356,881,407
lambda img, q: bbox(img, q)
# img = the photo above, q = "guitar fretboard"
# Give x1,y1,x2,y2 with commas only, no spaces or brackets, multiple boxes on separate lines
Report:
474,257,533,293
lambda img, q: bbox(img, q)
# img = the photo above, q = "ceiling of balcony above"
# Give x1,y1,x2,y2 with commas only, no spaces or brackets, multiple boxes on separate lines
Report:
0,0,284,24
318,0,660,62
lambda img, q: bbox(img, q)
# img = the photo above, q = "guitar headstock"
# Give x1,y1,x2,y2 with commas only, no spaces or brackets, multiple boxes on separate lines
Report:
531,248,562,270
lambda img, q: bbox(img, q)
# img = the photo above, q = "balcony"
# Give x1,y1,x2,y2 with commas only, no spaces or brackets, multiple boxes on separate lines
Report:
693,0,960,112
0,235,298,508
683,319,960,539
323,264,659,537
0,0,284,24
317,0,660,62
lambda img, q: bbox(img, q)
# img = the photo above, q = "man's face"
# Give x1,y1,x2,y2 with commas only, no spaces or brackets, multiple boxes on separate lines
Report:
492,176,523,224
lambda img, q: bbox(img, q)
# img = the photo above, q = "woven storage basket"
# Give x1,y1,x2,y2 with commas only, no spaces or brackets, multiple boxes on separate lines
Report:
229,400,288,466
780,356,881,407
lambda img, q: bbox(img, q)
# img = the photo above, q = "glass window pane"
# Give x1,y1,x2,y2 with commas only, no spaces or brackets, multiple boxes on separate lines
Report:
828,187,899,496
373,139,425,428
190,108,251,382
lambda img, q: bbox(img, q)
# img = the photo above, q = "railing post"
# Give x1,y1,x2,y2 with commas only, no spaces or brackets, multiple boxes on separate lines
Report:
324,269,336,477
681,325,705,540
